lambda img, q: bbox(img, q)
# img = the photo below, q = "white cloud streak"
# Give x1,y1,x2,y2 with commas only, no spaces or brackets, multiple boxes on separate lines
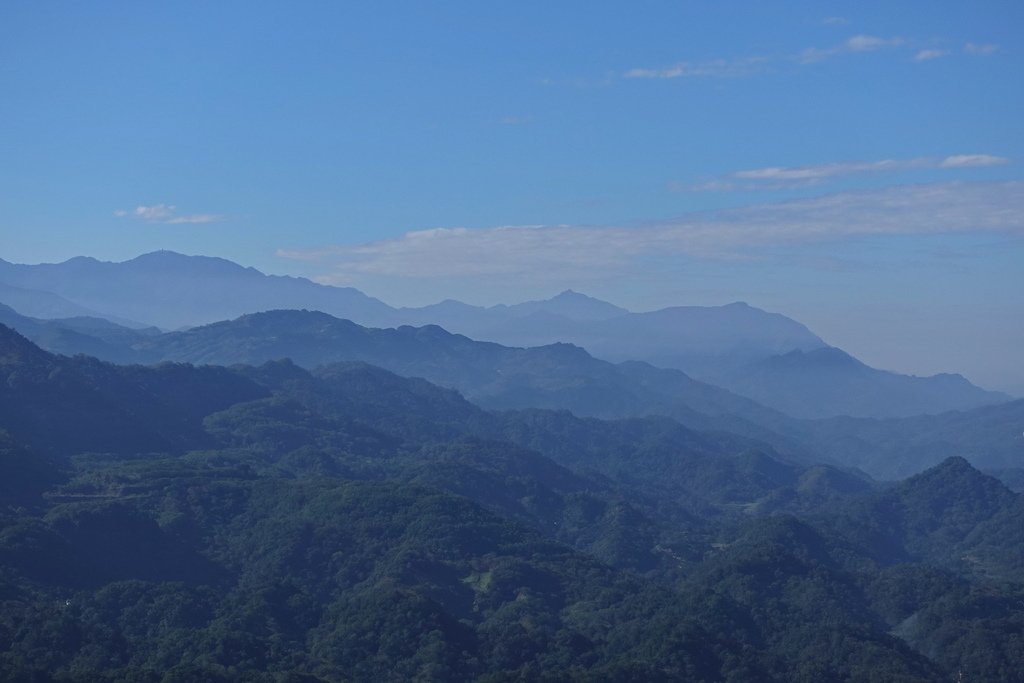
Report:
625,33,999,84
625,34,912,80
796,34,903,64
278,182,1024,283
939,154,1008,168
114,204,225,225
913,48,947,62
964,42,999,55
624,57,768,79
679,154,1009,192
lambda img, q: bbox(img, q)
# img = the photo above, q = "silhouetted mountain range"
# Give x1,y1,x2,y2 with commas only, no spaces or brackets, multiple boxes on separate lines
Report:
718,346,1006,419
0,251,392,330
0,307,1020,480
0,251,1010,419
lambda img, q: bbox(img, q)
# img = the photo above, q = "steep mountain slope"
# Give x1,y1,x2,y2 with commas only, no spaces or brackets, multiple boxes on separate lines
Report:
0,324,266,455
829,457,1024,582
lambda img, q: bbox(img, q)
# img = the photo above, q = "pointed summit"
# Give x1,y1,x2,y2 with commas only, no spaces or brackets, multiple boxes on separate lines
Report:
506,290,628,321
889,456,1016,531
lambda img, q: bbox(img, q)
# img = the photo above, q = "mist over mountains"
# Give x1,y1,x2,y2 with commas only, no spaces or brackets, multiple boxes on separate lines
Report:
0,251,1021,680
0,251,1010,421
0,251,393,331
1,250,1016,479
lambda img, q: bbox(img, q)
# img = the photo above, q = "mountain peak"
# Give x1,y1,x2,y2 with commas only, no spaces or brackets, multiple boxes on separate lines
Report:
927,455,977,475
551,289,602,302
505,289,628,321
896,455,1014,506
126,250,255,274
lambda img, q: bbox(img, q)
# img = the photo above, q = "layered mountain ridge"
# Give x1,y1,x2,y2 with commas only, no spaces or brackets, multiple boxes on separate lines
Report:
1,305,1021,480
0,251,1010,420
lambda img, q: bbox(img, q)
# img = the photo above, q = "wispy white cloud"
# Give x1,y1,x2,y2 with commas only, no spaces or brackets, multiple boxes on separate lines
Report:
114,204,175,221
165,214,223,225
796,34,903,64
939,154,1009,168
624,56,768,79
964,42,999,55
625,34,912,81
277,182,1024,284
114,204,225,225
678,154,1009,192
913,48,948,62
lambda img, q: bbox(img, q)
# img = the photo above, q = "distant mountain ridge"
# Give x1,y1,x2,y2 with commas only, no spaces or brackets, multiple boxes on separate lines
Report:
84,308,799,447
1,306,1020,480
0,251,393,330
0,250,1010,419
717,346,1007,419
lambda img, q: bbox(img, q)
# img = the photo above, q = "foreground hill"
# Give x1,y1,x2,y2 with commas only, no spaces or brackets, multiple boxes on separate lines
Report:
0,322,265,455
1,327,1021,680
4,251,1007,419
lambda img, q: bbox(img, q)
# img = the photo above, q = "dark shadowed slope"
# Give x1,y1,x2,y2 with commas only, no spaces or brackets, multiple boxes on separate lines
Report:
0,324,267,455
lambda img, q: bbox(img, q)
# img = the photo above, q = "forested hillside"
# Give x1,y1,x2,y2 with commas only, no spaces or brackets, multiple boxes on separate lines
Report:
1,325,1021,681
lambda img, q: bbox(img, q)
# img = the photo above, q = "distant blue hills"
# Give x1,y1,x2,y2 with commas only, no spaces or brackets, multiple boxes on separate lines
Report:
0,250,1011,421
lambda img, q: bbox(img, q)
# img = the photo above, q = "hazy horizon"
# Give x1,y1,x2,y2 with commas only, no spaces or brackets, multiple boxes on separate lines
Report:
2,2,1022,393
2,247,1021,397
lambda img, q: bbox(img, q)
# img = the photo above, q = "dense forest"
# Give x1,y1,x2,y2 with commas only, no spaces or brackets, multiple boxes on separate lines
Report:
1,323,1022,681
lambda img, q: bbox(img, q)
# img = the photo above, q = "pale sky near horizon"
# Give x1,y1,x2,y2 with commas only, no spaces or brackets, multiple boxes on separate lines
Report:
1,2,1022,393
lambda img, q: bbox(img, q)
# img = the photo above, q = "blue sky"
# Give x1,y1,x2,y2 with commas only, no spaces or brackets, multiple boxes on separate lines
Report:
1,1,1022,392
